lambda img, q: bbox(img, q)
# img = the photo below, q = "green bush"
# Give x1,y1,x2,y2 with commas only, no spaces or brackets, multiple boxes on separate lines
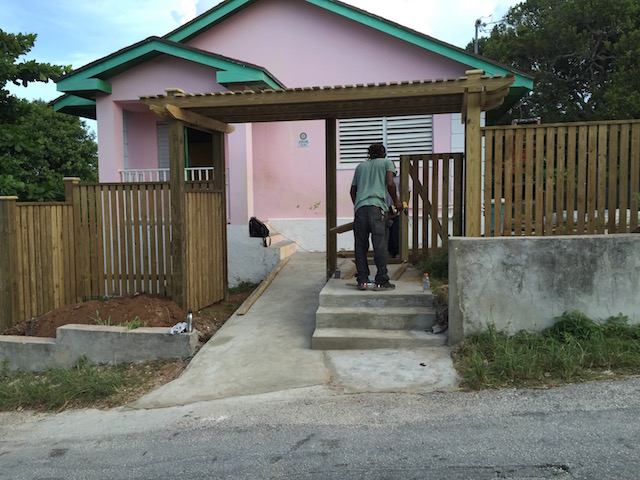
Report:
454,311,640,390
418,248,448,279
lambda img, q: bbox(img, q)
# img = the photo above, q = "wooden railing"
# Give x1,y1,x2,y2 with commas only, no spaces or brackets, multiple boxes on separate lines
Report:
482,120,640,236
120,167,214,182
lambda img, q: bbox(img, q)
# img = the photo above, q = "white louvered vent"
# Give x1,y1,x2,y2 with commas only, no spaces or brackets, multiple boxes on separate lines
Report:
339,115,433,165
157,123,170,169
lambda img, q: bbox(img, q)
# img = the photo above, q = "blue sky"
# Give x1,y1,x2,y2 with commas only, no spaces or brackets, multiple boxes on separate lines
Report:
2,0,520,108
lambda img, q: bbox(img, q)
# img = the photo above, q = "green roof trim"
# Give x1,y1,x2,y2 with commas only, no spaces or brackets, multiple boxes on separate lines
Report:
52,94,97,120
165,0,257,43
305,0,532,88
56,36,283,100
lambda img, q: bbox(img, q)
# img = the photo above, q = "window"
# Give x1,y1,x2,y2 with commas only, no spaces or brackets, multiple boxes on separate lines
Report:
157,123,170,169
339,115,433,166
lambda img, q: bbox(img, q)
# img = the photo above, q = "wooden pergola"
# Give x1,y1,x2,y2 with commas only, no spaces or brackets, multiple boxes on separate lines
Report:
140,69,515,283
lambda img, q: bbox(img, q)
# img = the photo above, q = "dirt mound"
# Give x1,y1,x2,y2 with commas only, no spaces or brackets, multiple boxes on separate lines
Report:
3,294,188,338
2,289,255,344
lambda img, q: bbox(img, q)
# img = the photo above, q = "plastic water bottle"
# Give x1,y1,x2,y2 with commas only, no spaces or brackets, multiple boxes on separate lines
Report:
422,273,430,292
186,310,193,332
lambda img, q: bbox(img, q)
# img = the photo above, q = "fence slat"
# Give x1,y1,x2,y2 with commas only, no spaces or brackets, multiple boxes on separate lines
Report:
148,185,158,295
576,126,588,233
493,131,503,236
442,157,450,241
597,125,608,233
587,125,598,233
453,154,463,237
503,130,514,235
483,130,494,236
555,126,566,234
608,125,619,233
631,123,640,231
544,127,555,235
534,128,544,235
566,126,577,234
431,156,439,248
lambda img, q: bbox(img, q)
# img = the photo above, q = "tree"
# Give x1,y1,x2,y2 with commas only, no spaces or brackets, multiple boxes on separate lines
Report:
0,99,98,201
471,0,640,123
0,29,97,201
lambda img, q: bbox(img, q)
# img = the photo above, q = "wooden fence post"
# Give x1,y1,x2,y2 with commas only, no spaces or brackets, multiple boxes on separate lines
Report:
326,118,337,281
463,70,484,237
0,197,19,331
63,177,80,203
169,119,187,308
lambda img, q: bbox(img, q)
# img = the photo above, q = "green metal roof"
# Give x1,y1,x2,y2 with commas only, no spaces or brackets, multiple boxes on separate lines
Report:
54,36,284,118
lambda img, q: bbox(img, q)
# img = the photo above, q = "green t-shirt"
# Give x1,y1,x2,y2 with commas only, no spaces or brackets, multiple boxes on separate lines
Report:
351,157,395,212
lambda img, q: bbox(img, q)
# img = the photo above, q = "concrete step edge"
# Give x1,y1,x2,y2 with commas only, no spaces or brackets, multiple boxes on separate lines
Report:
311,327,447,350
313,327,444,338
316,306,437,315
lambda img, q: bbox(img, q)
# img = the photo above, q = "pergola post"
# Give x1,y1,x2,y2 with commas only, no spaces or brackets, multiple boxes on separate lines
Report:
212,130,229,299
463,70,484,237
326,118,338,280
169,119,187,307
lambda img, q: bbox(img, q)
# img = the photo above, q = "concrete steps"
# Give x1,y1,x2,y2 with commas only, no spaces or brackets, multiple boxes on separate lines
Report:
264,225,297,260
312,267,447,350
316,306,435,330
312,328,446,350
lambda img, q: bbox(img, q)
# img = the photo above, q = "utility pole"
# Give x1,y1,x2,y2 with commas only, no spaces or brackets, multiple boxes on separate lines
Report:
474,18,485,54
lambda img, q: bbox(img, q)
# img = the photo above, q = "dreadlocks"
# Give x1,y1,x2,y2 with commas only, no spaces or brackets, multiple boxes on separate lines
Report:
367,143,386,159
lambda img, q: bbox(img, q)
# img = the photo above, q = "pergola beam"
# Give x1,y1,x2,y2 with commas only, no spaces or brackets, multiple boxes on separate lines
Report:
140,74,515,124
150,102,235,134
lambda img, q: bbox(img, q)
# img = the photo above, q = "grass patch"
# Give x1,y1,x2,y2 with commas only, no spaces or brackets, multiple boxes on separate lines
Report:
417,248,448,280
122,316,147,330
454,311,640,390
90,311,147,330
0,356,148,412
229,281,259,295
0,357,186,412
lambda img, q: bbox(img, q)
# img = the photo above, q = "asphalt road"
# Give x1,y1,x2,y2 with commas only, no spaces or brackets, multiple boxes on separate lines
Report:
1,378,639,480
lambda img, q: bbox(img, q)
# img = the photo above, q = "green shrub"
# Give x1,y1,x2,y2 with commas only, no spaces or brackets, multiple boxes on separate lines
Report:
418,248,448,279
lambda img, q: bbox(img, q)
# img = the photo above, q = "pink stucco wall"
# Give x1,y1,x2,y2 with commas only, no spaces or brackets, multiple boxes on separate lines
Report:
96,0,474,224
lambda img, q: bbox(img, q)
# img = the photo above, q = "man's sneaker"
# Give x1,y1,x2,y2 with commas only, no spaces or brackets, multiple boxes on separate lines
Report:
357,282,368,290
373,282,395,291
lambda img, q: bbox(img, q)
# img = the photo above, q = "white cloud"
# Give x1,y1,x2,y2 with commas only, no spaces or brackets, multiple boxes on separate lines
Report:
172,0,200,24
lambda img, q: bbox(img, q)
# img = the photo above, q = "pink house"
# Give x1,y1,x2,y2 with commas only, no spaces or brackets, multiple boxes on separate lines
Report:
54,0,532,284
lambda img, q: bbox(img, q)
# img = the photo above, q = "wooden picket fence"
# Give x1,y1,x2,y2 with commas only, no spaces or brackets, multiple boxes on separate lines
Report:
0,179,226,331
483,120,640,236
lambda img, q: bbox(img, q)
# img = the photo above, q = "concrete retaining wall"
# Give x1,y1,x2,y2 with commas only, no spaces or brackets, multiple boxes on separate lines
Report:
448,235,640,344
0,325,199,372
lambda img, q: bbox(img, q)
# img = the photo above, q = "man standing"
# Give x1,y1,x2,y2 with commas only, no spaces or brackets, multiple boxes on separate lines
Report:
350,143,403,291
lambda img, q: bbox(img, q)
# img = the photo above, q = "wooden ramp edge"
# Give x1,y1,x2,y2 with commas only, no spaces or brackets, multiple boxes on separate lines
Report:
236,257,291,315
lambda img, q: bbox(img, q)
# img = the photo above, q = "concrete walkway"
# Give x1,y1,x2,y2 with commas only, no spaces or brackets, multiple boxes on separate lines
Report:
132,252,459,409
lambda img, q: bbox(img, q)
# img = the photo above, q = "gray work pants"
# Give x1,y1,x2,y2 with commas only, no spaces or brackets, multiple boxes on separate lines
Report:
354,205,389,285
